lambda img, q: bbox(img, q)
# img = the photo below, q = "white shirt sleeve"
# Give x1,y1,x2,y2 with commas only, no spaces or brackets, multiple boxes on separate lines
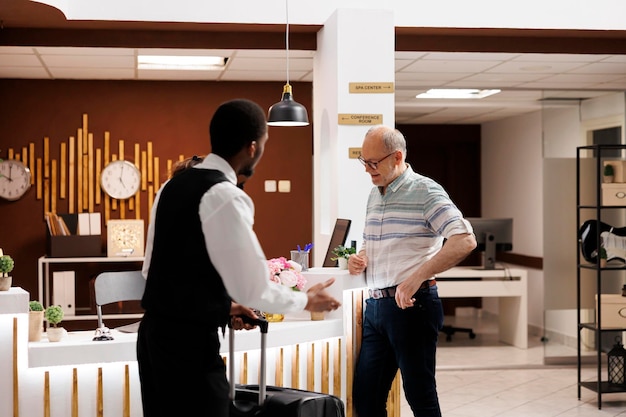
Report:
200,182,308,313
141,182,166,279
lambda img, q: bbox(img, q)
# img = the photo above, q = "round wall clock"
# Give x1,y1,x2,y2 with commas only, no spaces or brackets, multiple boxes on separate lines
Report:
0,159,32,201
101,160,141,199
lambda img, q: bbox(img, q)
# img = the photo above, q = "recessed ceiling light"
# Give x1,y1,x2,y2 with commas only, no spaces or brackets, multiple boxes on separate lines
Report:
137,55,228,70
416,88,501,99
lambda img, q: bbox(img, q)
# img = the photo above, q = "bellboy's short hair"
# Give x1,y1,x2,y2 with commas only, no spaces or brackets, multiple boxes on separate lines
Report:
209,99,267,158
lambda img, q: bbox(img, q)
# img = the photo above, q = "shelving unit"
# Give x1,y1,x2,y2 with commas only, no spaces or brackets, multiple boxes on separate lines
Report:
576,144,626,409
37,255,144,322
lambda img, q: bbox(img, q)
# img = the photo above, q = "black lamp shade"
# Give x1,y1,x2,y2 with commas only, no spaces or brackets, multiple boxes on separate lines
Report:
267,84,309,127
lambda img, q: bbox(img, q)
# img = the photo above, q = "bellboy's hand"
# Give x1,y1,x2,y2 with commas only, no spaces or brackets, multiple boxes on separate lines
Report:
348,253,367,275
305,278,341,312
230,302,259,330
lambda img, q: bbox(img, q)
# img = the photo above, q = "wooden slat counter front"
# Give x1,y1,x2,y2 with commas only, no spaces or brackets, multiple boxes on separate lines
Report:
16,269,367,417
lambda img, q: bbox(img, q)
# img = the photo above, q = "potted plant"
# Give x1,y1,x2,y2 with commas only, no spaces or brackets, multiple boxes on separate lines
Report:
604,163,615,183
29,300,44,342
44,305,65,342
0,250,14,291
331,245,356,270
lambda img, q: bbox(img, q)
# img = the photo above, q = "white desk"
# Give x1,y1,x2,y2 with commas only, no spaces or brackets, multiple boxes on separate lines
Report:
37,256,144,321
299,266,528,348
436,266,528,348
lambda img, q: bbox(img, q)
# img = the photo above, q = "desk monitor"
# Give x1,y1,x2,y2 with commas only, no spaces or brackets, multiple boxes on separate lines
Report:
323,219,352,267
466,217,513,270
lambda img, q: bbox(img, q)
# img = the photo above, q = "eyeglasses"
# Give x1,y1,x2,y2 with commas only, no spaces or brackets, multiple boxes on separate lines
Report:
357,152,396,170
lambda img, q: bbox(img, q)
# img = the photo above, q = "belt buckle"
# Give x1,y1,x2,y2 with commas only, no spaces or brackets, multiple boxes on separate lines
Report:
370,289,383,299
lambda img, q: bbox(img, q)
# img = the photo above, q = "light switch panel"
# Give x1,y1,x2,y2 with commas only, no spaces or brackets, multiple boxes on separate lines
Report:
264,180,277,192
278,180,291,193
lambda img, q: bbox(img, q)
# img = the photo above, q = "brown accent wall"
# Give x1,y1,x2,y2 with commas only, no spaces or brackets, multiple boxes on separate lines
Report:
0,79,313,303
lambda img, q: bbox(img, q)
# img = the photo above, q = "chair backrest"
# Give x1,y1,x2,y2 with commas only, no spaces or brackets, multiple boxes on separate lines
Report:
322,218,352,267
94,270,146,329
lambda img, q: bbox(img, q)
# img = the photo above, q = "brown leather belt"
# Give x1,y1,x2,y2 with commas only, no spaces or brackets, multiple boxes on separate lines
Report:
368,279,436,300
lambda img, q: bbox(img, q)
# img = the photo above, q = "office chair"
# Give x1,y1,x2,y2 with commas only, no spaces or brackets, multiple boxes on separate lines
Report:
440,324,476,342
93,270,146,340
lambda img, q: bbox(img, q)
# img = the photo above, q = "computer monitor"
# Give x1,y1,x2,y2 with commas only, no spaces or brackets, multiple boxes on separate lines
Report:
466,217,513,270
323,219,352,267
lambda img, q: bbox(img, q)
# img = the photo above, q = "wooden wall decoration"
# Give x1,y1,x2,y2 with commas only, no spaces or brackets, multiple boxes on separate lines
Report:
3,113,186,231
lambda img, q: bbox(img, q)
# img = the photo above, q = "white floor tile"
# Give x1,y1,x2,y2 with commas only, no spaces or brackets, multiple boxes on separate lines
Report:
395,313,626,417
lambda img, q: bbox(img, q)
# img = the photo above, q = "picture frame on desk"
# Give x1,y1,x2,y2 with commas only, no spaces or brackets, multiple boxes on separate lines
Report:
106,219,145,258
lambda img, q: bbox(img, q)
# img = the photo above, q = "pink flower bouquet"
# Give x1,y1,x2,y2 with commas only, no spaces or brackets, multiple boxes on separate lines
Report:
267,257,307,291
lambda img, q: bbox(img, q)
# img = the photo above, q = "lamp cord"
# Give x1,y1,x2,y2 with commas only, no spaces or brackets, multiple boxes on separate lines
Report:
285,0,290,85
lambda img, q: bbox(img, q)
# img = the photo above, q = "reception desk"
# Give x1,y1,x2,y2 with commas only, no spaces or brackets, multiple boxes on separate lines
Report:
2,266,527,417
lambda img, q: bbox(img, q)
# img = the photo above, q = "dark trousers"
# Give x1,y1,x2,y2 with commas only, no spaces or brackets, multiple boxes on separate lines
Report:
137,313,229,417
353,285,444,417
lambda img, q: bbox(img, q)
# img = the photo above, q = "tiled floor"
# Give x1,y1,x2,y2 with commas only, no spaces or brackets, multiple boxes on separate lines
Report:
398,311,626,416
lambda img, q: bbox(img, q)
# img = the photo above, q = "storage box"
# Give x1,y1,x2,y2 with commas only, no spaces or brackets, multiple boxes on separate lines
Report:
602,183,626,206
46,213,104,257
47,235,103,257
604,160,626,183
595,294,626,328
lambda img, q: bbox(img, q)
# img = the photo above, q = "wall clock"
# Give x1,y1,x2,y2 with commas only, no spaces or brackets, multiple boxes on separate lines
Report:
107,219,144,257
100,160,141,199
0,159,32,201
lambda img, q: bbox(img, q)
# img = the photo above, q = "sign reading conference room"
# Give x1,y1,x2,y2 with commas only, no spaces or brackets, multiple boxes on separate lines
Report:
338,114,383,125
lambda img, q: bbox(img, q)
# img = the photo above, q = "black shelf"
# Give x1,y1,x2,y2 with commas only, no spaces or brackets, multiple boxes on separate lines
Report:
576,144,626,409
581,381,626,394
579,322,626,332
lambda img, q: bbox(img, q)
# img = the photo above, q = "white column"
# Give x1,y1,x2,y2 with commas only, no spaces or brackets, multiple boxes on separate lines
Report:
312,8,395,265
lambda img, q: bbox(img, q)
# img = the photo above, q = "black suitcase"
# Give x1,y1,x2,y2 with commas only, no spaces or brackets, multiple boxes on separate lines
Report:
229,317,345,417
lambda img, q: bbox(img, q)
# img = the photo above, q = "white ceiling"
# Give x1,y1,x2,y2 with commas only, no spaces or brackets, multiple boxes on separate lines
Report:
1,45,625,124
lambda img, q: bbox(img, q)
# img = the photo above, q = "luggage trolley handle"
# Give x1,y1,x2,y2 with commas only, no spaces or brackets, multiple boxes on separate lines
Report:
228,315,269,406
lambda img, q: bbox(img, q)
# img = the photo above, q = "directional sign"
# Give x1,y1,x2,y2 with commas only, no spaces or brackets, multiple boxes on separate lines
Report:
348,148,362,159
338,114,383,125
349,82,394,93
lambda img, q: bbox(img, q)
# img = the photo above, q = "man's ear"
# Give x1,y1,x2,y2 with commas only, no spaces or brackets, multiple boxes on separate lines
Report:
248,141,257,157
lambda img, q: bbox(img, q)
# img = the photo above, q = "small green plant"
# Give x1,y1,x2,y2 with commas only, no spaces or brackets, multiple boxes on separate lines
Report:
29,300,44,311
330,245,356,261
0,254,14,277
599,247,608,260
44,305,64,327
604,164,615,177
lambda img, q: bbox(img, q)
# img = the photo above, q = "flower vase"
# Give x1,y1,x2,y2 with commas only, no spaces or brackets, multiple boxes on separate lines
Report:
264,313,285,323
338,258,348,270
47,327,66,342
0,276,12,291
29,311,44,342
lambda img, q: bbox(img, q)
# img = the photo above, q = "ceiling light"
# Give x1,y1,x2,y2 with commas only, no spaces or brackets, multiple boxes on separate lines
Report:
416,89,501,99
137,55,227,71
267,0,310,127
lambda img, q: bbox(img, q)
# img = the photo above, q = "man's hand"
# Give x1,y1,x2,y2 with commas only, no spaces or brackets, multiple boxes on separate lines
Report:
230,302,258,330
305,278,341,313
348,253,367,275
394,279,419,310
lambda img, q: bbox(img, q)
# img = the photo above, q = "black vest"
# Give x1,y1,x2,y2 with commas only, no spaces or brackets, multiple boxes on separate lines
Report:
141,168,231,328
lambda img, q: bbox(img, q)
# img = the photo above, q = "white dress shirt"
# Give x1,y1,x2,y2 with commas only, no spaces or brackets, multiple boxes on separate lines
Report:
142,153,308,313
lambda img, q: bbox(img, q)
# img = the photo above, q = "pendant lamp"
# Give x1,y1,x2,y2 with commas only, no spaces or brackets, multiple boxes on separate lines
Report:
267,0,309,127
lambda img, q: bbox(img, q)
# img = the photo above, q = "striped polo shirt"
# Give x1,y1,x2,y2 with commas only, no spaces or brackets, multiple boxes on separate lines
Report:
362,165,473,290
